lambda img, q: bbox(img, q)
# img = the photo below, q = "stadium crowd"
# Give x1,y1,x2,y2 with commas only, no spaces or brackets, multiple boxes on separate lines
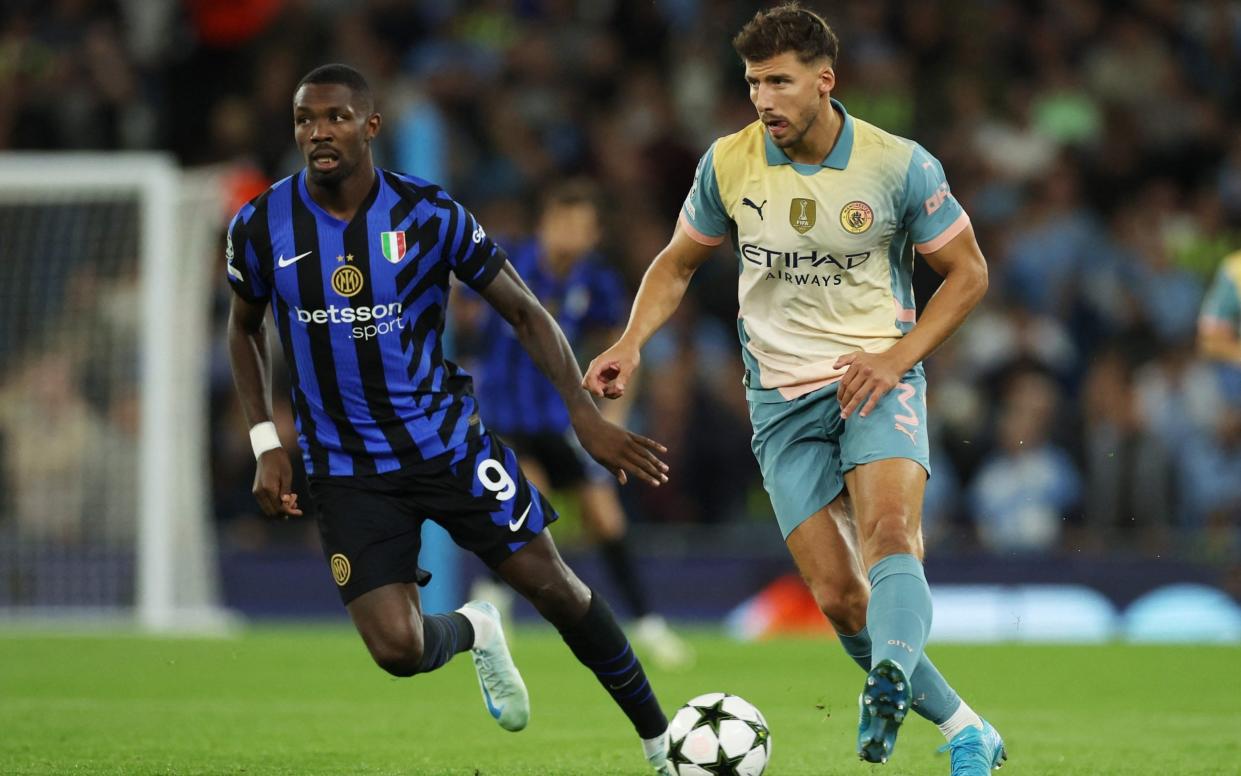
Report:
2,0,1240,564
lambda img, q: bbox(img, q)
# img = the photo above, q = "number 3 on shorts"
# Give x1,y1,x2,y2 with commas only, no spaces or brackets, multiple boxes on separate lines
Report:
476,458,516,501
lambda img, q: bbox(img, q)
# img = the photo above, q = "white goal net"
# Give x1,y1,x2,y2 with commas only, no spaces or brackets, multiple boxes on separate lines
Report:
0,153,234,632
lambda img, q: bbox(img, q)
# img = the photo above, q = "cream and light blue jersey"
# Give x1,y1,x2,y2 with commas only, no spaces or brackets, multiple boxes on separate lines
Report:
681,99,969,402
1199,251,1241,340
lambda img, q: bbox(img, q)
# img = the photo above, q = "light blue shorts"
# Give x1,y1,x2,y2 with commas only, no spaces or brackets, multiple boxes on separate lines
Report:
749,366,931,538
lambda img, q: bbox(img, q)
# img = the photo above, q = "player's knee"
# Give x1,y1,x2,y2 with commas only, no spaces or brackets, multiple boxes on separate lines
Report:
860,511,918,559
810,581,868,633
365,626,424,677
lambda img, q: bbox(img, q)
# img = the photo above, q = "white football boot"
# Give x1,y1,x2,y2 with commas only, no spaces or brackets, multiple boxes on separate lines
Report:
458,600,529,732
642,728,674,776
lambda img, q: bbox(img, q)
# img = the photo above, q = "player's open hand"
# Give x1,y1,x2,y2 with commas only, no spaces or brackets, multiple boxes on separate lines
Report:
834,350,908,420
253,448,304,519
582,343,639,400
572,411,669,487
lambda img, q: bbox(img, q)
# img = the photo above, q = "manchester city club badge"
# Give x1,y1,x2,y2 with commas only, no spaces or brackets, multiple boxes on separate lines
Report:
840,201,874,234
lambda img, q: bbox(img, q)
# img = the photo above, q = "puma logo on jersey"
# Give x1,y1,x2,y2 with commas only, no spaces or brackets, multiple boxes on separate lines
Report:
742,197,767,220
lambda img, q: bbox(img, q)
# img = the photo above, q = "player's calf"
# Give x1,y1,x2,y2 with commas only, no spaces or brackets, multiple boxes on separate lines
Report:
363,624,423,677
363,611,477,677
351,595,476,678
558,592,670,756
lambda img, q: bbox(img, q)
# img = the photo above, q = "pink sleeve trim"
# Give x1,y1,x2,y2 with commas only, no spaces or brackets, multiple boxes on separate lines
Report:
894,299,916,323
1199,317,1236,337
915,212,970,254
678,212,726,247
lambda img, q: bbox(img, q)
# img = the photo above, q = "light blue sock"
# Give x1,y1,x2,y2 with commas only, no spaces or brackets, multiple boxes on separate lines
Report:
866,553,933,675
837,626,961,724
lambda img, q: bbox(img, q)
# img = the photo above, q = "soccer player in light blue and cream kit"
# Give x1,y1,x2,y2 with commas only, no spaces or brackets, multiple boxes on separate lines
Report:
584,5,1006,773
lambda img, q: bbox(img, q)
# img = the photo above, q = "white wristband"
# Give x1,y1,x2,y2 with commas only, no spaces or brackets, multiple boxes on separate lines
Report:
249,421,282,460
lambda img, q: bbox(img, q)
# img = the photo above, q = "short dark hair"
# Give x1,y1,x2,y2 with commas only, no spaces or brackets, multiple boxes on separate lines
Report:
295,64,374,113
732,3,839,66
541,178,602,214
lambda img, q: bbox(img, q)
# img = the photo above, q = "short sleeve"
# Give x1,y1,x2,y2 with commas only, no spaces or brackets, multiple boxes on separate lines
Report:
1199,261,1241,335
442,197,507,291
679,143,729,246
224,209,269,303
901,143,970,254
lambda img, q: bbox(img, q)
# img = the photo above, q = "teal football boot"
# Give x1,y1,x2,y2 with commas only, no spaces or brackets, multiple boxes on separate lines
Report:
939,719,1007,774
857,658,911,763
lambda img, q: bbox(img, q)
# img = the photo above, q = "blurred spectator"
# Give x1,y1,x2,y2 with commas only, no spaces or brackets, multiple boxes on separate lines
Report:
1076,346,1176,552
968,369,1081,554
0,353,108,543
1178,401,1241,557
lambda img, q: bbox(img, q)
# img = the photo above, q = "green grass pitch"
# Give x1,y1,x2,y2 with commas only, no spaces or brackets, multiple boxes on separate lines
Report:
1,626,1237,775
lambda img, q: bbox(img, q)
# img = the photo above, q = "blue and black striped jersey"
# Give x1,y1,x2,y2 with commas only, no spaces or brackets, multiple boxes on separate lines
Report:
474,240,625,435
226,169,505,476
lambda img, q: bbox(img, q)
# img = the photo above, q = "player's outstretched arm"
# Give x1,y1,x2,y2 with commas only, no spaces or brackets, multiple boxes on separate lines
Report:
583,223,715,400
227,294,302,518
479,260,669,487
836,224,989,419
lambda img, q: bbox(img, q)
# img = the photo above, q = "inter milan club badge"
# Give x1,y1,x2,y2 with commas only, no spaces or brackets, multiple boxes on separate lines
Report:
329,553,351,586
840,200,874,234
331,262,364,297
790,197,816,234
380,230,407,264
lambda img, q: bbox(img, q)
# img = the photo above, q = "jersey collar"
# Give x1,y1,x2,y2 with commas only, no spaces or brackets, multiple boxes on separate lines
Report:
763,98,854,170
297,168,383,227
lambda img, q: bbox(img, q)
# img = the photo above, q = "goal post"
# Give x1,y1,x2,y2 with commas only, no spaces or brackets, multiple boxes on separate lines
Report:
0,153,236,632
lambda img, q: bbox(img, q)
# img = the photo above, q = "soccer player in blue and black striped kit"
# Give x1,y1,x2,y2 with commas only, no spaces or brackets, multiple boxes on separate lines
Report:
226,64,676,775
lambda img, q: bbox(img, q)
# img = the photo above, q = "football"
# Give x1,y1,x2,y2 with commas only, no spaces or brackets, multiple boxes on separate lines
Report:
667,692,771,776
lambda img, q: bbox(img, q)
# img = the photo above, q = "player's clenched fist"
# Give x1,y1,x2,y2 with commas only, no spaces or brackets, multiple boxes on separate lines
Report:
583,343,640,399
253,449,303,519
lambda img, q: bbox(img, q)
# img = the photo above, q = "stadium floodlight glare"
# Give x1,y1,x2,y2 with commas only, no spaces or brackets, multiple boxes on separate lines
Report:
0,153,237,633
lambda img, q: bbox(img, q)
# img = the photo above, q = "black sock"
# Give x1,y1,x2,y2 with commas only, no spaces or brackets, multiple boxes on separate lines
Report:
416,612,474,674
558,591,667,738
599,537,650,618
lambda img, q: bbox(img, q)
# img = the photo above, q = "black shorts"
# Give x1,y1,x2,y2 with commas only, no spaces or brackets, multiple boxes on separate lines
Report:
501,430,598,490
308,432,558,604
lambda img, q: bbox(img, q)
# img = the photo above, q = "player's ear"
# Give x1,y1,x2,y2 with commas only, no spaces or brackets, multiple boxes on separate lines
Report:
366,112,381,141
819,64,835,96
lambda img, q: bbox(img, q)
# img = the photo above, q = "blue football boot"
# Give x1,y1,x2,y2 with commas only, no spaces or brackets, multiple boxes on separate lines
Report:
938,719,1007,774
857,659,911,763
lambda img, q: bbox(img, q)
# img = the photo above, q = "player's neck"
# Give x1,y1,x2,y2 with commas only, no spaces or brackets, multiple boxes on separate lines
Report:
784,99,842,166
305,161,377,222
